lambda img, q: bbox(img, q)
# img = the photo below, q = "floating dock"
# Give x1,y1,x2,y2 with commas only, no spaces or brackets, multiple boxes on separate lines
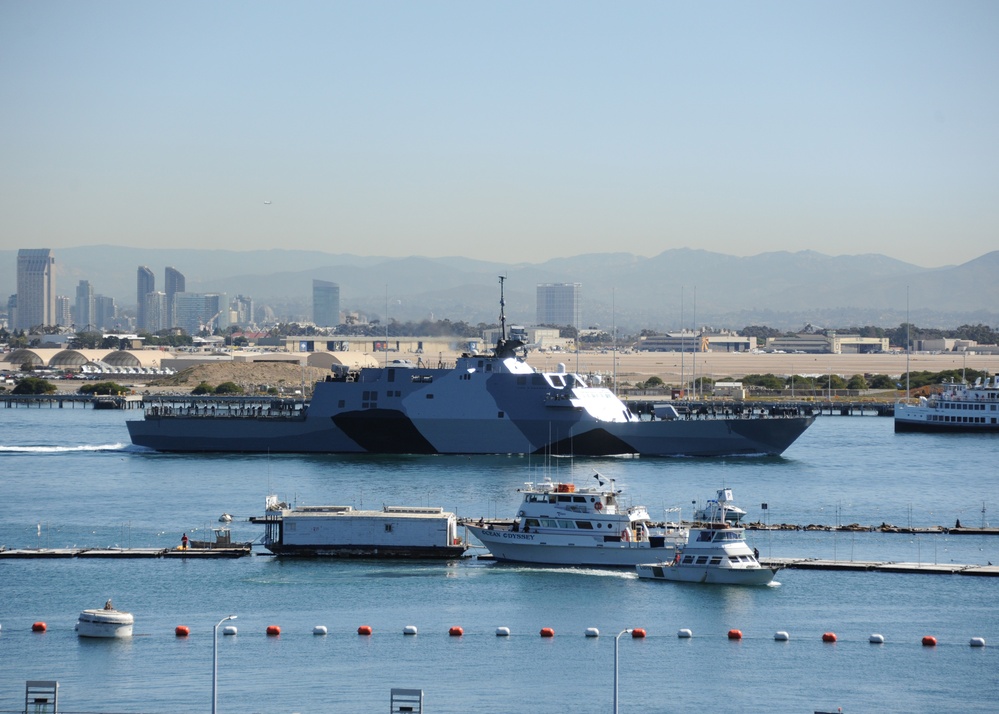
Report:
761,557,999,576
0,547,251,560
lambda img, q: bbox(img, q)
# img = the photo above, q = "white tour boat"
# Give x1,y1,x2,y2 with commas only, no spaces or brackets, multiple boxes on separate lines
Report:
636,490,777,585
895,375,999,433
466,474,687,567
76,600,134,638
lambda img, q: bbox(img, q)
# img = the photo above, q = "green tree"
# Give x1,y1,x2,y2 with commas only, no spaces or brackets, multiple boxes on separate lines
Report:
846,374,869,390
867,374,896,390
191,381,213,395
13,377,57,394
214,381,244,395
742,373,786,390
78,381,127,395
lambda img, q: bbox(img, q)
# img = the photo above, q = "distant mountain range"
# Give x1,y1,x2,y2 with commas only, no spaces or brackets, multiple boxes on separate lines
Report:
2,246,997,332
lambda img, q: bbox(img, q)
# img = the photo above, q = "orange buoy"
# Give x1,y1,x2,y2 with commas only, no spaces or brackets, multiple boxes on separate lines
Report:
540,627,555,638
449,626,464,637
175,625,190,637
31,622,47,632
922,635,937,646
631,628,647,638
727,629,742,640
266,625,281,636
357,625,373,636
822,632,837,643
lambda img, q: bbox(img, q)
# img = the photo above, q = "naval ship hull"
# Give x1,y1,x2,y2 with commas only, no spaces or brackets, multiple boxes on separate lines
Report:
127,405,814,456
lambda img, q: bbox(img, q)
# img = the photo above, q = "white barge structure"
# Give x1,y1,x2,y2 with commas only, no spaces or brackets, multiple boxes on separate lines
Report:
251,495,467,559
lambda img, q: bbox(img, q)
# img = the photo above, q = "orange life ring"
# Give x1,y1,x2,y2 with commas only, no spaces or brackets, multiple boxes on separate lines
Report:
621,528,630,542
594,502,603,511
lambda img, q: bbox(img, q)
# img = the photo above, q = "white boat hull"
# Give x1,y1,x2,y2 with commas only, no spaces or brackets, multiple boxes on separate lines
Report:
468,526,679,567
636,562,777,585
76,609,134,638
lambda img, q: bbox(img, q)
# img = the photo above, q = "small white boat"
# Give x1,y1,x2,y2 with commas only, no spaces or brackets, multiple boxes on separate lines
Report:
466,473,688,567
895,375,999,433
636,490,777,586
76,600,134,638
693,488,746,523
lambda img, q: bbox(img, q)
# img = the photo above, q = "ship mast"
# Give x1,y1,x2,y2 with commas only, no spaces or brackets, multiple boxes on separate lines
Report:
499,275,507,342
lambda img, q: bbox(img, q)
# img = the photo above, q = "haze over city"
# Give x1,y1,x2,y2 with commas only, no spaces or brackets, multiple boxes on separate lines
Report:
2,2,997,267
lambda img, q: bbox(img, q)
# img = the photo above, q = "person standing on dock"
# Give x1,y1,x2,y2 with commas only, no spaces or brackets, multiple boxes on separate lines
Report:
181,533,189,550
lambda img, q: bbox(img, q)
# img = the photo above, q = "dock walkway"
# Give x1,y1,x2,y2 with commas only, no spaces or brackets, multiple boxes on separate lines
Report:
761,557,999,576
0,547,251,559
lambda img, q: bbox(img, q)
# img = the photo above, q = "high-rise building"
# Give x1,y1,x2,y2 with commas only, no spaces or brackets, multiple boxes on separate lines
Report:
136,266,155,331
6,295,16,330
16,248,56,330
312,280,340,327
95,295,116,330
231,294,254,328
174,292,227,335
144,292,167,333
75,280,95,330
164,267,185,328
55,295,71,327
536,283,581,328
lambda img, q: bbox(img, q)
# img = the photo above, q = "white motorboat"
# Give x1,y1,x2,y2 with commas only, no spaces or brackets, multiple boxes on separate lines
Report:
76,600,134,638
895,375,999,433
466,473,687,567
636,490,777,585
693,488,746,523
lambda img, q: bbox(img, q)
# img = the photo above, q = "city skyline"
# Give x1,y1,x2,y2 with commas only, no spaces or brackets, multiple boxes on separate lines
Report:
2,3,997,268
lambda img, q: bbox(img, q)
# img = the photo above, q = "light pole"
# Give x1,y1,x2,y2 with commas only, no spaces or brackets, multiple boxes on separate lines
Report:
614,628,633,714
213,615,237,714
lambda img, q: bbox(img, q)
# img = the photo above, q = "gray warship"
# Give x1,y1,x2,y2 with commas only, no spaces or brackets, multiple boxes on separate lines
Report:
127,281,815,456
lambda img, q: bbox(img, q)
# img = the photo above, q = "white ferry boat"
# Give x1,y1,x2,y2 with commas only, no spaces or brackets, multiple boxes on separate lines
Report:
465,474,687,567
76,600,134,638
636,490,777,585
251,495,467,559
895,376,999,433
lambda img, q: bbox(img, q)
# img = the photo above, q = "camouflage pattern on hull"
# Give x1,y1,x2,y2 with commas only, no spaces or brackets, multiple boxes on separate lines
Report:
127,352,816,456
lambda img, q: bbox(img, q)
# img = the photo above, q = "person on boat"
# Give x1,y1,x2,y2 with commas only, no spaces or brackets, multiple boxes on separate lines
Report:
523,523,530,533
181,533,189,550
104,599,113,610
753,548,760,560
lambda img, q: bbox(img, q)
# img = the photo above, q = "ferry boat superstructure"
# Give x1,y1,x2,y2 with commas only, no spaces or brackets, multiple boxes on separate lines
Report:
894,376,999,433
252,495,467,559
466,474,688,567
125,279,815,457
636,490,777,585
693,488,746,524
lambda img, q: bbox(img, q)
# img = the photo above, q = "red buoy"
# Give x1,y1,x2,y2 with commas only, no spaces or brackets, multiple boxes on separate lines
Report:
31,622,47,632
922,635,937,647
727,629,742,640
266,625,281,636
448,626,464,637
175,625,190,637
631,628,647,638
540,627,555,638
357,625,373,636
822,632,837,643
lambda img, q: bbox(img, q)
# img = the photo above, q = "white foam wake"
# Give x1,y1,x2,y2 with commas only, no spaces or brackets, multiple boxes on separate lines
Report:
0,443,129,453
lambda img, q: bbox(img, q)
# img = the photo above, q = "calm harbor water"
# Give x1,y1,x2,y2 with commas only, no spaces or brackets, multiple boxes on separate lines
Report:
1,408,997,713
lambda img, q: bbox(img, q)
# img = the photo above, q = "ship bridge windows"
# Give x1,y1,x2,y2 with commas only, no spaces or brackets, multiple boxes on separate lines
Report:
575,521,594,529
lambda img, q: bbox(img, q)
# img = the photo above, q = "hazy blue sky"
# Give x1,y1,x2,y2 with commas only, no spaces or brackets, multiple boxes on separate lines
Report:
2,1,996,267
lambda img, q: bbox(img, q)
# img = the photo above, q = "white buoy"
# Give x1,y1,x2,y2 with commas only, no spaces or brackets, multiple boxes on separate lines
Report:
584,627,600,638
403,625,418,635
222,625,237,636
774,631,790,641
970,637,986,647
677,628,693,638
312,626,327,636
869,633,885,644
495,626,511,637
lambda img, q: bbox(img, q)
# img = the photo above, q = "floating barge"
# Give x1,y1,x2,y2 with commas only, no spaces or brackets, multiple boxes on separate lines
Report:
0,546,251,559
250,495,467,558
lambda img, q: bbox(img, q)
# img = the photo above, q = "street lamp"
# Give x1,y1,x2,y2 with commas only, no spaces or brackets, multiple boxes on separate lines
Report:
212,615,237,714
614,628,633,714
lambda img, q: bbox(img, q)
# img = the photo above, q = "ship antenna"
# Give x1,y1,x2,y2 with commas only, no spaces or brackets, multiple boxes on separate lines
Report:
499,275,507,342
